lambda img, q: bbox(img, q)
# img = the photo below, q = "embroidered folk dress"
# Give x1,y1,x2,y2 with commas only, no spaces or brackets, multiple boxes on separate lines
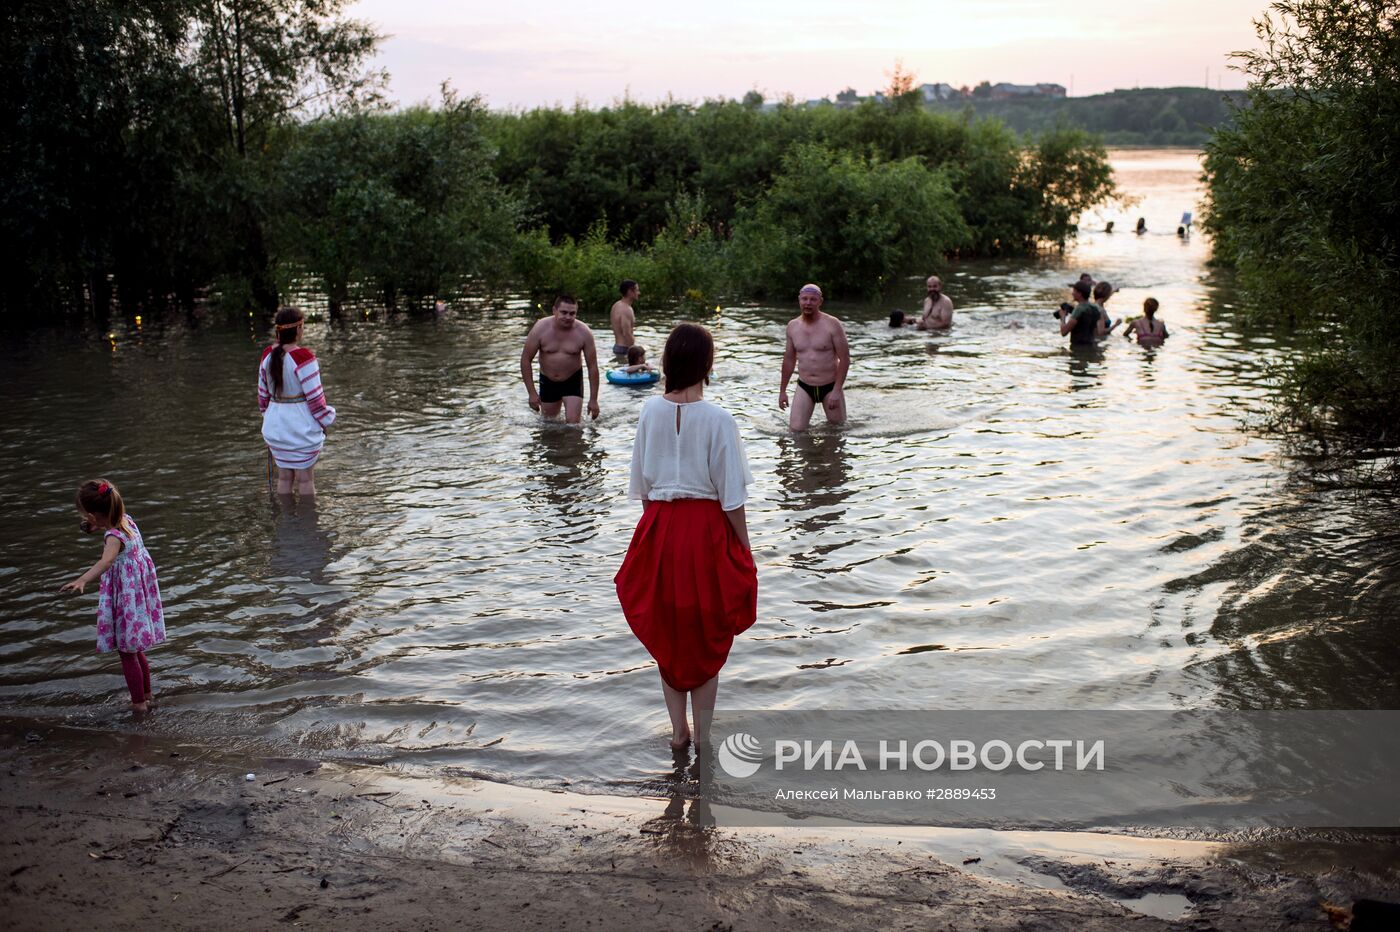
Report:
95,518,166,654
614,398,758,691
258,345,336,469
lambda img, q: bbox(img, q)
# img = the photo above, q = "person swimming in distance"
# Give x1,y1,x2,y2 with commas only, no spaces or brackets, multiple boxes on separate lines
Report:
889,310,916,327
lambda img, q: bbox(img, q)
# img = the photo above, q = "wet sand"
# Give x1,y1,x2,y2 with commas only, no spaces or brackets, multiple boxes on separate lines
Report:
3,723,1396,930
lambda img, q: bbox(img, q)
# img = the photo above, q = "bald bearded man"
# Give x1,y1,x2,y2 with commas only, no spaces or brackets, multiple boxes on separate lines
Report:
918,275,954,330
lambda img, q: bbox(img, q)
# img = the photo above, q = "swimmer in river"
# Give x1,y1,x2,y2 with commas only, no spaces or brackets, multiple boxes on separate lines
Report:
917,276,954,330
1136,217,1147,235
779,284,850,432
889,310,916,327
621,345,655,374
1124,297,1169,347
610,279,639,356
521,293,601,423
1092,280,1116,336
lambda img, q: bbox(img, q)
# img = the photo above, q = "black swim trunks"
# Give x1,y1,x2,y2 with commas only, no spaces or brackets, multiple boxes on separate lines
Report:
797,379,837,403
539,369,584,403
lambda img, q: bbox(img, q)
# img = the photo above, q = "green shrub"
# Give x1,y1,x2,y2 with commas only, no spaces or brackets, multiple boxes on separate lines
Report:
729,144,971,297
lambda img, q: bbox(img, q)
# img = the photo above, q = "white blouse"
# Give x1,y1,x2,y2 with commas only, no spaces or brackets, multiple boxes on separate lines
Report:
628,397,753,511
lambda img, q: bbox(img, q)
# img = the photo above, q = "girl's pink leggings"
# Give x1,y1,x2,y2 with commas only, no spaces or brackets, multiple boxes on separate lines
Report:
118,651,151,704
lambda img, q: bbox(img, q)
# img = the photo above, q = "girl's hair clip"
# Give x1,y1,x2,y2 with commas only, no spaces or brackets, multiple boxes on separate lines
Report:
96,482,111,495
275,320,303,330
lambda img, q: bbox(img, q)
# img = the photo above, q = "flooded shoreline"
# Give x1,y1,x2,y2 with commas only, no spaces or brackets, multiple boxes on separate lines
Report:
3,149,1398,821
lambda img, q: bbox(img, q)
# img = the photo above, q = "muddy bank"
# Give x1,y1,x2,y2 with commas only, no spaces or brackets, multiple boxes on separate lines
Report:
1,723,1397,931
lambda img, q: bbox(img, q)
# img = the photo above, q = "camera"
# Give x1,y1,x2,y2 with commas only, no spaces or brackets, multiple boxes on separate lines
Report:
1053,302,1074,320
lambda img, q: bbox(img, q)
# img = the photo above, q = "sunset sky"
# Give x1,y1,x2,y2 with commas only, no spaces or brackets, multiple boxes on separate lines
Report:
351,0,1266,109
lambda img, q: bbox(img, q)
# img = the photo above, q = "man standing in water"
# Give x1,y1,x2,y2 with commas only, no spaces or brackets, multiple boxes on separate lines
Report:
1059,280,1102,347
610,279,640,356
521,294,601,423
779,283,850,431
917,275,954,330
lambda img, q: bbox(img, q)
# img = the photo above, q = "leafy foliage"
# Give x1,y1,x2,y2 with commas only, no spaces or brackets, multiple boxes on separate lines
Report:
730,144,971,297
1201,0,1400,436
930,87,1251,146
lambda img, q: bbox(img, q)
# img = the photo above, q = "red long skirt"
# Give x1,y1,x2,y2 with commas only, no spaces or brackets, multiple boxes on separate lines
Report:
615,498,758,691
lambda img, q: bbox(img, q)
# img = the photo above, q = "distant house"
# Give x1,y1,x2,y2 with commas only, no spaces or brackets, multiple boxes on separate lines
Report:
919,82,959,102
989,82,1067,100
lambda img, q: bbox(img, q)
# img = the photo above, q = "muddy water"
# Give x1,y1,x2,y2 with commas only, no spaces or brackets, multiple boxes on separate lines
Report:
2,149,1397,808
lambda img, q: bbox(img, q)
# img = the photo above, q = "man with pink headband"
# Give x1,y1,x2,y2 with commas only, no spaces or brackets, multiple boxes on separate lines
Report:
779,283,850,431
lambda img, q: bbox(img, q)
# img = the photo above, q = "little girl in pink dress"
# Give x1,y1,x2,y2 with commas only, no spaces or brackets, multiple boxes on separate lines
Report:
61,479,166,713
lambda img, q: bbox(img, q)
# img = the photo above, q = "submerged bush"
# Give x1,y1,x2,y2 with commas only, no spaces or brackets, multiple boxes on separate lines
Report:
512,193,728,314
730,144,971,298
1201,0,1400,437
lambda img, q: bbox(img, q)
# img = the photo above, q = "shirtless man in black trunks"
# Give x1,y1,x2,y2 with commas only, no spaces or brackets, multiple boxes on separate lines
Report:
779,283,850,432
521,294,600,423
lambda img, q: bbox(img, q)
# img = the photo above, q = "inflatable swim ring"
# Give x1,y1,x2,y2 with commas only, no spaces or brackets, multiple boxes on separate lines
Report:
606,368,661,386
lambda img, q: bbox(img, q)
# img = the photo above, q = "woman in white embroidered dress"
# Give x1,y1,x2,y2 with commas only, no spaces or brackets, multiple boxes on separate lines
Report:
258,306,336,498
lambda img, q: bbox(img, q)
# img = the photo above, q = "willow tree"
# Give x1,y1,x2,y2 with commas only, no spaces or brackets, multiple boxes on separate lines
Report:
187,0,384,311
1202,0,1400,436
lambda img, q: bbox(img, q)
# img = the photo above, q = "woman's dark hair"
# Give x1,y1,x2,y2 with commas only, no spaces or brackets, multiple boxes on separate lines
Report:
661,323,713,393
889,310,905,327
627,345,645,365
269,306,305,396
77,478,128,533
1143,297,1159,318
1092,280,1113,302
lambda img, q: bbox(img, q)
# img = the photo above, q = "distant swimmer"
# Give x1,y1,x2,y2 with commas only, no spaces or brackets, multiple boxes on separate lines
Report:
1105,221,1115,233
779,283,850,432
610,279,640,356
918,276,954,330
889,310,915,327
1059,280,1102,346
1135,217,1147,235
1125,298,1169,347
521,293,601,423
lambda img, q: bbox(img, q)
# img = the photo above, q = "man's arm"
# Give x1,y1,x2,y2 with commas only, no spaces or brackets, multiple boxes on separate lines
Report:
521,323,542,410
1060,309,1077,336
831,319,850,391
583,327,600,419
778,325,796,409
916,296,933,330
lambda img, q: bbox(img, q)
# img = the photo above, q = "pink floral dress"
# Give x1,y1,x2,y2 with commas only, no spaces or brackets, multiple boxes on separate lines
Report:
95,518,166,654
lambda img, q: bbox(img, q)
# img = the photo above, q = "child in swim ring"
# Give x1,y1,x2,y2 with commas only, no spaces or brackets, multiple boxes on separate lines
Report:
621,346,655,374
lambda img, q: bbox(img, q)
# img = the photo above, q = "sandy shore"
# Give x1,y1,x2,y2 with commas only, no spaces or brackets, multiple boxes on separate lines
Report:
2,721,1396,931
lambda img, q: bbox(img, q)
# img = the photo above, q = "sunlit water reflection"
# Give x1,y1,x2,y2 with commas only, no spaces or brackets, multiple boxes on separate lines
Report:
3,150,1396,803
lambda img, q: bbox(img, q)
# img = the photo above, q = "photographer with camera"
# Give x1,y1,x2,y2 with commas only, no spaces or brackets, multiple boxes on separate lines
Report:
1057,280,1102,346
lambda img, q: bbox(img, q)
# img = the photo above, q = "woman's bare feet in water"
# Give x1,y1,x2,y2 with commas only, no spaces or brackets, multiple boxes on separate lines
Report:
130,701,149,715
145,693,156,708
669,730,691,751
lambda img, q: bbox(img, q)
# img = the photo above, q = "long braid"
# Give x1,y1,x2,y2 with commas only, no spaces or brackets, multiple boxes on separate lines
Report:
270,307,305,396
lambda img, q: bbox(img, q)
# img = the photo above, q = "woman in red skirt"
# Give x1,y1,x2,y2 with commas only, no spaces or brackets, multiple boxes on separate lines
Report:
615,323,757,750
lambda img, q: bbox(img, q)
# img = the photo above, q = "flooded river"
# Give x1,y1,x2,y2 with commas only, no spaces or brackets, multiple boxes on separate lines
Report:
2,149,1397,804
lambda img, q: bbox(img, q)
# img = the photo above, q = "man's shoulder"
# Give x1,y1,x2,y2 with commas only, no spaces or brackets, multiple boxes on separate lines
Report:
821,312,846,329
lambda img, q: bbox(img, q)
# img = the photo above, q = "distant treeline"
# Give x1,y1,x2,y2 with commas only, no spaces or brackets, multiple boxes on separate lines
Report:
928,87,1249,147
2,0,1114,318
